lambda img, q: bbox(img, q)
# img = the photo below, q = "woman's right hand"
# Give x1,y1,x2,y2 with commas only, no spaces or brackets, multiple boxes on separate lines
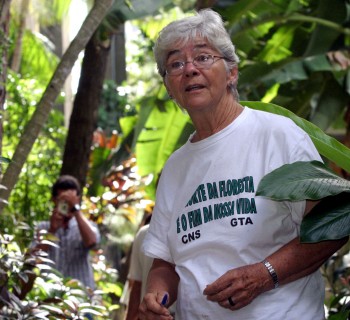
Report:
138,292,173,320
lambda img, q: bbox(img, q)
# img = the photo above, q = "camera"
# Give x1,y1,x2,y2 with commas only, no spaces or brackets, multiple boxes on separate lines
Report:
58,201,69,215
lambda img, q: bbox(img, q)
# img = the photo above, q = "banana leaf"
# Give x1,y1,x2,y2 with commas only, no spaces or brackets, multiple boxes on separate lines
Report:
256,160,350,242
256,160,350,200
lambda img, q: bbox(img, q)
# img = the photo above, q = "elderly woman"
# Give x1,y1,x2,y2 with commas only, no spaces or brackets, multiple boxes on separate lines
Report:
139,8,347,320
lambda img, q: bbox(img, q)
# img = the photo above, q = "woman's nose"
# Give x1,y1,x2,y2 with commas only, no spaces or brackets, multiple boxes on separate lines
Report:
183,61,199,76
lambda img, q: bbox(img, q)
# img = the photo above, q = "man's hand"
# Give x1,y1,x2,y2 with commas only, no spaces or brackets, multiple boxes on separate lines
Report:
56,190,80,214
49,207,65,233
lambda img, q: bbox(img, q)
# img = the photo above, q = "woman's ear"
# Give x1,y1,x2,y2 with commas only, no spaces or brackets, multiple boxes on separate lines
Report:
227,66,238,87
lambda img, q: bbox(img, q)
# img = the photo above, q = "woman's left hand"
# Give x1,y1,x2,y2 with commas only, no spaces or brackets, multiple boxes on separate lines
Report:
203,262,271,310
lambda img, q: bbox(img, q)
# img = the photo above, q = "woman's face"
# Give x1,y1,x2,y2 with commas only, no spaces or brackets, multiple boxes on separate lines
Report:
164,38,237,114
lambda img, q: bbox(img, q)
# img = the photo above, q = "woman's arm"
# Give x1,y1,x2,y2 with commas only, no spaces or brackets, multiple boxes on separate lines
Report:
204,236,348,310
204,200,348,310
138,259,179,320
267,237,348,287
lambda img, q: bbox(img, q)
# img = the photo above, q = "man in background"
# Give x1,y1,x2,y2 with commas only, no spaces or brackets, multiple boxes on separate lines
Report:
33,175,100,290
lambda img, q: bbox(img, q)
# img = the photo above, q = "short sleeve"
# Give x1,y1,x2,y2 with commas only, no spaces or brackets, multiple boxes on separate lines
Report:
142,173,174,263
288,128,322,225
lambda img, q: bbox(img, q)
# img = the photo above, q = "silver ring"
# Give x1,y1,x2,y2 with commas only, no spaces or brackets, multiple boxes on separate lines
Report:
228,296,235,306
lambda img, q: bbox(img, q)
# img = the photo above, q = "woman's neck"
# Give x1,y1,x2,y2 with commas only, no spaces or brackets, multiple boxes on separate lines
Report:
191,101,244,142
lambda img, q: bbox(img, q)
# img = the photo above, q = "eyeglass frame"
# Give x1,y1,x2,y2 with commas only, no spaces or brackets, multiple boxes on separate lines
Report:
164,54,232,76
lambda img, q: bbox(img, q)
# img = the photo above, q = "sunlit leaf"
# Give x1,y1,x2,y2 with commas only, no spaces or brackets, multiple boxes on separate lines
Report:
39,240,60,248
35,264,55,271
79,307,103,316
40,304,65,315
257,25,296,63
63,299,77,311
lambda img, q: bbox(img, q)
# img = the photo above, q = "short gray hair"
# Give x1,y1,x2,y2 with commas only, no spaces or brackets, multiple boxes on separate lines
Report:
154,9,240,77
154,9,240,99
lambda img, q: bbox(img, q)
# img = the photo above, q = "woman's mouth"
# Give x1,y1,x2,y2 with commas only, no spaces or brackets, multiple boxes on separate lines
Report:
185,84,205,92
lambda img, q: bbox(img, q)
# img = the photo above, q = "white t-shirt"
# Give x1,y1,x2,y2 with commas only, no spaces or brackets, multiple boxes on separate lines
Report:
143,107,325,320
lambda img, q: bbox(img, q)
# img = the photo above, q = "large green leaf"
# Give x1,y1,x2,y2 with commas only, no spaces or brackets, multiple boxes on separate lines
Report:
242,101,350,173
256,160,350,242
300,192,350,242
128,101,192,198
136,101,191,176
256,161,350,201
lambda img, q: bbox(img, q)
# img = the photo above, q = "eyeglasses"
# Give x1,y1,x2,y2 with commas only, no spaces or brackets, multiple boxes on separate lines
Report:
165,54,230,76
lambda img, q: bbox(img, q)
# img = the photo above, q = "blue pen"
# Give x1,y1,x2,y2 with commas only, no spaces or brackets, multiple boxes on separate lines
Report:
161,293,168,306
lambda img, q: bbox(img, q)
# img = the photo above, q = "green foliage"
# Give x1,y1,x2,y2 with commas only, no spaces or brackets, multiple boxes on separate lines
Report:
97,80,136,136
93,255,123,314
8,25,59,86
19,30,58,85
37,0,72,24
0,231,116,319
10,0,72,26
135,101,193,194
2,71,66,237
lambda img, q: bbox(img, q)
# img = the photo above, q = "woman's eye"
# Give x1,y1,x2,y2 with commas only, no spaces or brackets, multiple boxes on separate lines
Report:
170,61,183,69
196,54,210,62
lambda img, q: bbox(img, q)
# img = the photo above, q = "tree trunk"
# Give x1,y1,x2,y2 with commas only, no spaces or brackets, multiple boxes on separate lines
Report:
0,0,11,164
0,0,113,212
60,33,111,188
10,0,29,72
